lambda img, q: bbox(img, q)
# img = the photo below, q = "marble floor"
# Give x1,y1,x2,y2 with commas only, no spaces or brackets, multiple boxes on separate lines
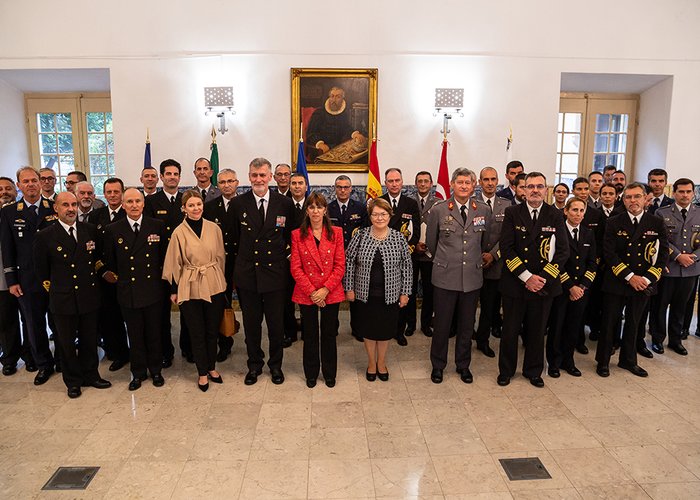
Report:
1,311,700,499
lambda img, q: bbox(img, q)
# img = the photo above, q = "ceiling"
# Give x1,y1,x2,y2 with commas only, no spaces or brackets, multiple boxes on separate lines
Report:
560,73,671,93
0,68,110,92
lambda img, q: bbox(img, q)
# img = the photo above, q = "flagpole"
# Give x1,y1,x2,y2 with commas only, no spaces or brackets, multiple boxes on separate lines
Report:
146,127,150,144
211,125,216,144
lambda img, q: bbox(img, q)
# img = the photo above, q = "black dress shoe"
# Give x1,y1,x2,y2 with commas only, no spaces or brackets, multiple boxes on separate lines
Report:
458,368,473,384
198,381,209,392
596,364,610,377
477,344,496,358
669,344,688,356
207,373,223,384
396,334,408,346
244,369,262,385
67,386,82,399
34,368,54,386
576,344,589,355
589,331,600,341
324,378,335,388
2,365,17,376
306,378,317,388
377,369,389,382
109,359,128,372
548,368,561,378
55,362,62,373
366,369,377,382
24,362,37,373
216,350,230,362
618,363,648,377
497,374,510,386
431,368,443,384
492,326,502,339
404,328,415,337
152,373,165,387
162,357,173,368
88,378,112,389
680,329,689,340
565,366,582,377
128,379,142,391
422,327,433,337
528,376,545,388
637,346,654,359
282,337,294,348
651,343,665,354
270,368,285,385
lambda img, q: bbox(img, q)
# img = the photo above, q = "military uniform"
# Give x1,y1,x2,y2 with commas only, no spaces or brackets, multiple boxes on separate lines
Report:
33,221,104,388
498,202,569,380
87,206,129,365
198,184,221,203
425,197,491,374
597,211,669,370
0,198,57,371
103,216,167,380
654,203,700,350
230,189,295,373
144,190,187,363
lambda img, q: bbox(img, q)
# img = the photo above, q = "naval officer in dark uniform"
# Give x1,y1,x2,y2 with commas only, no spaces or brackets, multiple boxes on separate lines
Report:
230,157,295,385
1,166,57,385
33,191,111,398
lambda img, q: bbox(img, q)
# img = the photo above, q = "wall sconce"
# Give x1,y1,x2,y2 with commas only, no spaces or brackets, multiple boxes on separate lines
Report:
204,86,235,135
433,88,464,137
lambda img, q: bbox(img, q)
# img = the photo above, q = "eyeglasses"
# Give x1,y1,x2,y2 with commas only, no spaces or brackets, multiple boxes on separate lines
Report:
335,185,351,190
64,180,77,186
370,212,389,219
39,176,56,182
525,184,546,190
275,172,291,177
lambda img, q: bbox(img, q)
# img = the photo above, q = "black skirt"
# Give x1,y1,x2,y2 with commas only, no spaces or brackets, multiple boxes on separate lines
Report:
356,295,399,341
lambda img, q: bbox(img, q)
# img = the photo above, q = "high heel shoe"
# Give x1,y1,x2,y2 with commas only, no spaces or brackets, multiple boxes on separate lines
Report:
366,369,377,382
377,365,389,382
208,373,223,384
198,377,209,392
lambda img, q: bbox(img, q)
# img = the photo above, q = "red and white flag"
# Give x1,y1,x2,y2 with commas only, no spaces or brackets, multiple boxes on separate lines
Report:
435,139,450,200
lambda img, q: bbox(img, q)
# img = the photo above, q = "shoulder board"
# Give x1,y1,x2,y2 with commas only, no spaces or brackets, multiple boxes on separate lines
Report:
17,202,24,211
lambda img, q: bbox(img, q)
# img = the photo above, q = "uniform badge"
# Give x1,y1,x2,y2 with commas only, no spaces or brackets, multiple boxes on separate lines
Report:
86,240,96,251
157,210,167,215
57,246,62,252
448,201,454,211
471,201,477,210
276,216,286,227
147,234,160,243
42,200,49,208
17,202,24,211
402,213,412,219
350,214,360,220
617,230,628,236
644,231,658,237
118,238,123,244
541,226,556,233
472,216,486,227
243,212,247,219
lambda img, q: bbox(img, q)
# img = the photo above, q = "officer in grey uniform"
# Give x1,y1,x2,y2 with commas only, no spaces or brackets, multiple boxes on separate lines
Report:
425,167,491,384
654,178,699,355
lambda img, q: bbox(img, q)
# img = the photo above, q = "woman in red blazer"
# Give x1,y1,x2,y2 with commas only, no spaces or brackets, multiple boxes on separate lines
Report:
290,191,346,388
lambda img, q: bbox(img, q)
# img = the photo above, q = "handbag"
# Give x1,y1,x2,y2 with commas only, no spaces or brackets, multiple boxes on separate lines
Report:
220,307,239,337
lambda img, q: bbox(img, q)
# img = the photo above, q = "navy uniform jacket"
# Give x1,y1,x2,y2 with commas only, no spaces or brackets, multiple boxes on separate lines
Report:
87,205,126,232
103,216,167,309
380,193,421,249
33,222,102,315
499,202,569,299
144,190,184,241
496,186,516,204
560,225,597,291
203,196,236,283
657,203,700,278
328,198,367,248
414,193,439,262
479,195,510,280
582,205,605,258
0,197,57,292
602,211,669,296
230,190,295,293
648,193,673,215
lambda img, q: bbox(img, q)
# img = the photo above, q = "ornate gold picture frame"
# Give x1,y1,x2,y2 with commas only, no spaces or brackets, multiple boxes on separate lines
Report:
291,68,378,172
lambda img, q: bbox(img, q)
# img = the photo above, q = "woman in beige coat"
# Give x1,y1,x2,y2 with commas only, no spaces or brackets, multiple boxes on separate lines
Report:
163,190,227,391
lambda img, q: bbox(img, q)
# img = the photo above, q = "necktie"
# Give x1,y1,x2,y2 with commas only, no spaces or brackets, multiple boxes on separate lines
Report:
594,200,599,208
170,196,176,205
133,222,139,236
110,210,116,221
487,198,492,212
681,208,687,220
632,216,638,231
572,227,578,242
296,202,301,211
392,198,397,211
341,204,346,216
532,209,538,225
28,205,38,222
201,189,207,199
605,208,611,217
421,198,425,211
69,226,76,242
460,205,467,224
259,199,265,222
653,198,659,211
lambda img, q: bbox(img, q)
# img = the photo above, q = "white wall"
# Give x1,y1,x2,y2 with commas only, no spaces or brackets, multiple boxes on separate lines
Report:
1,0,699,186
0,79,29,176
636,77,673,182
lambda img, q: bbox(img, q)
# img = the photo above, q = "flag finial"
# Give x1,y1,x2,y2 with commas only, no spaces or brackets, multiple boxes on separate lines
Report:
146,128,150,144
211,125,217,144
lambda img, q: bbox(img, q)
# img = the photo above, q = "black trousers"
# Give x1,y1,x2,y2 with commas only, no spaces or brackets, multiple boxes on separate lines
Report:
547,291,589,370
475,278,501,346
682,277,698,331
99,282,129,362
17,290,54,370
597,292,648,368
122,301,163,379
407,259,434,332
179,293,226,376
159,284,190,360
498,295,553,379
237,287,285,372
431,287,479,371
654,275,697,346
638,292,661,347
217,286,234,355
0,290,31,367
300,303,339,380
283,271,298,341
53,310,100,388
584,274,604,336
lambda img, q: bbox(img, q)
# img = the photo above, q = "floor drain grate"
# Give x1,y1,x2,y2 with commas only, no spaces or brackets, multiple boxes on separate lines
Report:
499,457,551,481
42,466,100,490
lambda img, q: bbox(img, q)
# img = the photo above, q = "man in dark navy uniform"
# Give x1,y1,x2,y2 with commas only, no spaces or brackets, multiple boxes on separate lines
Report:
0,166,57,385
496,160,524,203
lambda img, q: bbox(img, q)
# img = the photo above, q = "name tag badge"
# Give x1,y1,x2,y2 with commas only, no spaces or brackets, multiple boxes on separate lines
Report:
157,210,167,215
583,243,591,247
276,216,286,227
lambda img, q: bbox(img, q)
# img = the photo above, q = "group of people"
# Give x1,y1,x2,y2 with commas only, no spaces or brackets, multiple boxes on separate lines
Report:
0,157,697,398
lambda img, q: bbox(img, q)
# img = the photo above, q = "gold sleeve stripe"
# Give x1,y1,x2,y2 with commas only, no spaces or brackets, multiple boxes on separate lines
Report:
543,263,560,278
506,257,523,271
584,271,596,281
612,263,627,276
649,267,662,279
560,272,570,283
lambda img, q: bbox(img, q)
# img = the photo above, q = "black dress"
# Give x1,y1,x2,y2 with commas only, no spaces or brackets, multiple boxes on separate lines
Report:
356,249,399,341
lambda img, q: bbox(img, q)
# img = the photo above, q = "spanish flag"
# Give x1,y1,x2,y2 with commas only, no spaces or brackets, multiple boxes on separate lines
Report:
366,136,382,199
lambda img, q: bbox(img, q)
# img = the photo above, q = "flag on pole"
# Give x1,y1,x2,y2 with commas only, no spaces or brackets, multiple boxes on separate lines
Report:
296,124,311,196
435,139,450,200
366,127,382,199
144,129,151,168
210,126,219,187
506,126,513,163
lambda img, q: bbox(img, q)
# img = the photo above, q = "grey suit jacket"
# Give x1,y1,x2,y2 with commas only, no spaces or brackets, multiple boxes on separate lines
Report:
198,185,221,203
657,203,700,278
414,193,438,262
425,197,490,293
479,194,510,280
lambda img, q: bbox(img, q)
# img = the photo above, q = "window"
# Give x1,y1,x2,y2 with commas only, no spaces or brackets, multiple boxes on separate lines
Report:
555,93,638,187
26,93,113,195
